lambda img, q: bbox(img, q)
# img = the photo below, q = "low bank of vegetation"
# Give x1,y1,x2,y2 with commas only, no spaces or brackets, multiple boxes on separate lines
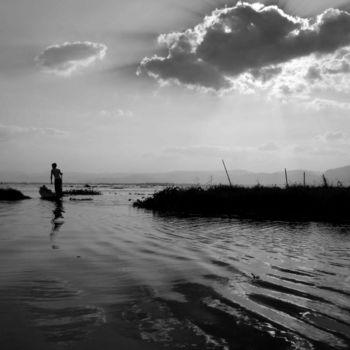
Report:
0,188,31,201
63,188,101,196
133,185,350,222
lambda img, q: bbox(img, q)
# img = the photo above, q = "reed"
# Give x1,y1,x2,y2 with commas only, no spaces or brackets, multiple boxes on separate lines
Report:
134,185,350,222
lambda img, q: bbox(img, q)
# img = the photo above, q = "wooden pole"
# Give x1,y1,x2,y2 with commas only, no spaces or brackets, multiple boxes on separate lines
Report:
303,172,306,187
284,168,289,187
322,174,328,187
222,160,233,187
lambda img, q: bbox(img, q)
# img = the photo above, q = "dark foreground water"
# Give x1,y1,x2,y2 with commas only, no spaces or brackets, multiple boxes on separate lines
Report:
0,184,349,350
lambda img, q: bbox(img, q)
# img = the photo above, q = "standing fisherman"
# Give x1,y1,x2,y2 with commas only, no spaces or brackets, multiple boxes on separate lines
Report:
50,163,63,197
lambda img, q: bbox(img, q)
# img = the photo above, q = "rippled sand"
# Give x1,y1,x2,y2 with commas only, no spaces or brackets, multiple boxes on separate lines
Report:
0,184,349,350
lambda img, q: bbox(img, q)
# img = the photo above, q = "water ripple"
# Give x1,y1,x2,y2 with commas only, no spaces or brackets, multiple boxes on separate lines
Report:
0,184,349,349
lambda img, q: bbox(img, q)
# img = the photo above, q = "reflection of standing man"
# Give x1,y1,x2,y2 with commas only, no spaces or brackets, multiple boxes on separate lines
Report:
51,163,63,197
50,200,64,250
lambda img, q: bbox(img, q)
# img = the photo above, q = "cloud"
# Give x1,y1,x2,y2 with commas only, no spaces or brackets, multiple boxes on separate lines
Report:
292,130,350,160
165,145,233,157
259,142,280,151
316,131,350,143
165,143,284,157
0,124,68,141
305,98,350,111
99,109,134,119
323,131,348,141
36,41,107,76
251,66,283,82
139,2,350,91
323,50,350,74
305,67,322,82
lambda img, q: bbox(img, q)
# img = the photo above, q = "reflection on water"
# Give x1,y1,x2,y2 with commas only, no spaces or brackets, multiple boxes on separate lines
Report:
0,277,105,344
50,200,65,249
0,184,349,350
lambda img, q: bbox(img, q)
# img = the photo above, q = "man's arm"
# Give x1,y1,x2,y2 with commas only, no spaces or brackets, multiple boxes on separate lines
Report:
50,170,53,184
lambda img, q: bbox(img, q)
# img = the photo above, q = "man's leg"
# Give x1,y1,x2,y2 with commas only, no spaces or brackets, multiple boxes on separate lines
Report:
55,179,62,197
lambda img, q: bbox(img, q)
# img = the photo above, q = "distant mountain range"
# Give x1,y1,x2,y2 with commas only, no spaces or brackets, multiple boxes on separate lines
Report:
1,165,350,186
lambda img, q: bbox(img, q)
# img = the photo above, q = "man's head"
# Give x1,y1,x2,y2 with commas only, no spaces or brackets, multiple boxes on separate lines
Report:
52,163,57,169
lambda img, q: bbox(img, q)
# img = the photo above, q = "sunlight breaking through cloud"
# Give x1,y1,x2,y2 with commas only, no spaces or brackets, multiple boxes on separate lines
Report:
36,41,107,76
139,2,350,95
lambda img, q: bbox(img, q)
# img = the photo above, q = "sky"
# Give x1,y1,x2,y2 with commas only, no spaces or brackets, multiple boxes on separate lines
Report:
1,0,350,174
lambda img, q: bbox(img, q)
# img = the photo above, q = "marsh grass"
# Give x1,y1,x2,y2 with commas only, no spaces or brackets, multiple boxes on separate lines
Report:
63,189,101,196
134,185,350,222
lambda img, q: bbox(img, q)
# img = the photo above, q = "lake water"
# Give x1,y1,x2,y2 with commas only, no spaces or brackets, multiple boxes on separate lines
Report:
0,184,349,350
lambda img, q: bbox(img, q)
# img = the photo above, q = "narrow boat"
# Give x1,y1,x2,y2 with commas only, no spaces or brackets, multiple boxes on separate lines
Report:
39,185,61,201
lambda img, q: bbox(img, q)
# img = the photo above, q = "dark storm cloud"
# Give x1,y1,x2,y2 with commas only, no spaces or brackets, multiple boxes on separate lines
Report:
139,2,350,90
36,41,107,76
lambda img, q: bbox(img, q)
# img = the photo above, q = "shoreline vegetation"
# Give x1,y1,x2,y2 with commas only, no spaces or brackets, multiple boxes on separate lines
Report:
0,186,102,202
0,188,31,201
63,188,101,196
2,183,350,222
133,185,350,222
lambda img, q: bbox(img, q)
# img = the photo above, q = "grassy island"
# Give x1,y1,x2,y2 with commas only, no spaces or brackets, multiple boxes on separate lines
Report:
133,185,350,222
0,188,31,201
63,188,101,196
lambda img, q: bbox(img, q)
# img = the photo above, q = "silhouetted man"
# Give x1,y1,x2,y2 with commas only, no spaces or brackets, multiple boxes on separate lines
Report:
50,163,63,197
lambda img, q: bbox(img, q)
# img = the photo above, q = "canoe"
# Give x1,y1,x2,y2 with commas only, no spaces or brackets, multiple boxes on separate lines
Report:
39,185,61,201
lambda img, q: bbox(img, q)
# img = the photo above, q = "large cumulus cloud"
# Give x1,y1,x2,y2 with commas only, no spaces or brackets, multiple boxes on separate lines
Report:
36,41,107,76
139,2,350,91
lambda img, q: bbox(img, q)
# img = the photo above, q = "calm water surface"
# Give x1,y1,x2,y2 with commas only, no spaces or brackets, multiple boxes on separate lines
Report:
0,184,349,350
